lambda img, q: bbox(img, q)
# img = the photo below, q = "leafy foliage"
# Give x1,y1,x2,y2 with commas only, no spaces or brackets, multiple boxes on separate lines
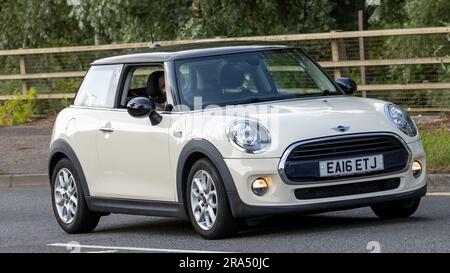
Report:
69,0,189,43
36,98,72,117
0,0,347,48
421,128,450,172
0,0,90,49
0,0,449,47
0,88,37,126
403,0,450,28
372,0,450,107
179,0,336,39
369,0,407,29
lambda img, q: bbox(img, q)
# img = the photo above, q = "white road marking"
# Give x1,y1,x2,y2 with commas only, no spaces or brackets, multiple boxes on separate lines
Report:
86,250,118,253
427,192,450,196
48,243,228,253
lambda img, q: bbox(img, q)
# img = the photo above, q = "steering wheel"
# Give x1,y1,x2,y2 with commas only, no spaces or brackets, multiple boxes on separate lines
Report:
240,87,256,95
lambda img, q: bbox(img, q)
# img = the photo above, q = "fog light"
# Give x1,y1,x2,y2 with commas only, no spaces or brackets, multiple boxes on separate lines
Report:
251,178,269,196
412,160,422,178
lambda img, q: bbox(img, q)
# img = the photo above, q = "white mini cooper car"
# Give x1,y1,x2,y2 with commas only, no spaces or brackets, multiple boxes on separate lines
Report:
49,45,426,239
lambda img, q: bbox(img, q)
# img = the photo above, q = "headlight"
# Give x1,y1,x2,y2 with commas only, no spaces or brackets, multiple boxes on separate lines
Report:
227,120,271,153
385,104,418,137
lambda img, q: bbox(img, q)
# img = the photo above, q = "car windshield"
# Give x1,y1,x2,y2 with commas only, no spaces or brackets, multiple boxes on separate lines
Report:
175,48,343,109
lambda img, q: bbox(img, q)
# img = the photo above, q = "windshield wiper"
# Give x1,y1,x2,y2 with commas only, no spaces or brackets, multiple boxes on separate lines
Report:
241,96,287,104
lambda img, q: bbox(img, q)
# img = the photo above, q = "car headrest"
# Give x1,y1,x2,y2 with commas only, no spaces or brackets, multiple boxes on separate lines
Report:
220,64,245,89
146,71,166,104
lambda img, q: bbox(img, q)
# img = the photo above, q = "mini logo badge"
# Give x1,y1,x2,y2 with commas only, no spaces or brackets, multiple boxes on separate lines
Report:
332,125,350,132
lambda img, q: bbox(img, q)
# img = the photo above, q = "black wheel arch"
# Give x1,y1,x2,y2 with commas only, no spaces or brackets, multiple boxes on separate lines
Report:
176,139,238,208
48,139,91,196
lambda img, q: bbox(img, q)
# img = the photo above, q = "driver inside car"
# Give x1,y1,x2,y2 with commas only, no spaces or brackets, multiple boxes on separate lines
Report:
146,71,167,111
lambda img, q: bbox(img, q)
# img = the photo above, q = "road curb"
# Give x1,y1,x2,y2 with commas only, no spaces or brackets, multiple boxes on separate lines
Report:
0,175,12,188
0,173,449,192
0,174,49,188
427,174,450,192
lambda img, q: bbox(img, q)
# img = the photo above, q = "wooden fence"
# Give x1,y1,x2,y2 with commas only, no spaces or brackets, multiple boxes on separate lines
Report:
1,26,450,112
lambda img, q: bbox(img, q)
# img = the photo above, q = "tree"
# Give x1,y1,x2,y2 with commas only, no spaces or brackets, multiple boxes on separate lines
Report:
368,0,407,29
179,0,336,38
0,0,88,49
329,0,365,31
404,0,450,27
377,0,450,107
70,0,190,43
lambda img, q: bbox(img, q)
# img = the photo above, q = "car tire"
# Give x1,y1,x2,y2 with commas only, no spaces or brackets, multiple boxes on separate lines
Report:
371,197,421,219
51,158,100,233
186,158,240,239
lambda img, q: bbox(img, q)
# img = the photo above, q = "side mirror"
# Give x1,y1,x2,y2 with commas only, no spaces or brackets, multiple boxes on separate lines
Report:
336,77,357,95
126,97,162,126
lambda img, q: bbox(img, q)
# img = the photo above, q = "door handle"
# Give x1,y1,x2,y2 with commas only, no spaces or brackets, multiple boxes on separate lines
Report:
173,130,183,138
99,127,114,133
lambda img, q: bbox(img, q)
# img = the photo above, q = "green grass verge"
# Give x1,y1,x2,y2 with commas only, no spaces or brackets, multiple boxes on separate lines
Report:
420,128,450,173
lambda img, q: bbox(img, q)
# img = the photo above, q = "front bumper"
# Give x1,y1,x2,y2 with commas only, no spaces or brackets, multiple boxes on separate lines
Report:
224,140,427,218
228,184,426,218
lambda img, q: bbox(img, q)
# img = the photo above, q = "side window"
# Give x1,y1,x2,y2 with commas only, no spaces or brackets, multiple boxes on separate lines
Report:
129,66,163,90
119,65,164,108
74,65,123,108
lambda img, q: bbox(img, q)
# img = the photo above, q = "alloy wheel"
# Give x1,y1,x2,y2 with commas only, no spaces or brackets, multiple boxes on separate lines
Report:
54,168,78,224
190,170,218,230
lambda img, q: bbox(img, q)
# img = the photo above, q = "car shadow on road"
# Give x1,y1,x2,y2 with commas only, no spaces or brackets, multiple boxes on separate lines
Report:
238,212,430,239
92,209,430,239
95,217,197,236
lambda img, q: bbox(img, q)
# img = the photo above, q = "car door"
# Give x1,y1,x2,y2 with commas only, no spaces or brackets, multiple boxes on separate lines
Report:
70,64,123,196
94,65,175,201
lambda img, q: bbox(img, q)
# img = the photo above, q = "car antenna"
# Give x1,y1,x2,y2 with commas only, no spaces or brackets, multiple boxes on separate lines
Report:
150,33,161,48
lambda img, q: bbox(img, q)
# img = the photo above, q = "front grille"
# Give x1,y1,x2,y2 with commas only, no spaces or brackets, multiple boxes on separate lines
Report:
294,178,400,199
280,134,410,183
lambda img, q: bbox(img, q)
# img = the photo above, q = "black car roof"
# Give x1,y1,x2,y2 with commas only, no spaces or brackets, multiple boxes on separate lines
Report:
92,42,289,65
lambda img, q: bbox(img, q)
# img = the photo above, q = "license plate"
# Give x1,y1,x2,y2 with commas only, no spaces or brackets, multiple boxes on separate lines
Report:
319,155,384,177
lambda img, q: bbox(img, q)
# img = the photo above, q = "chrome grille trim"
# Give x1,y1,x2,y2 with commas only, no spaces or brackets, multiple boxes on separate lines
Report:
278,132,412,185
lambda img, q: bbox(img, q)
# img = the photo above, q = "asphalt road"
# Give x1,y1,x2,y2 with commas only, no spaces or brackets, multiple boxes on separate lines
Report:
0,188,449,253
